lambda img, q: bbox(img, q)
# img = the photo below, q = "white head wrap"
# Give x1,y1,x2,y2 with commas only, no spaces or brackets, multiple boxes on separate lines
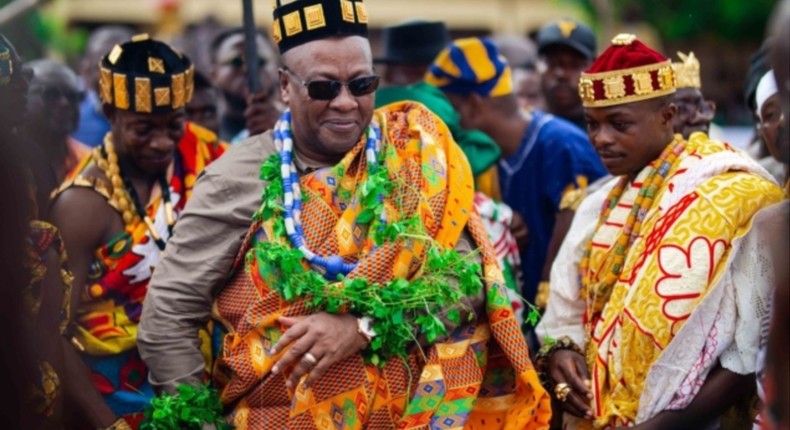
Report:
756,70,778,119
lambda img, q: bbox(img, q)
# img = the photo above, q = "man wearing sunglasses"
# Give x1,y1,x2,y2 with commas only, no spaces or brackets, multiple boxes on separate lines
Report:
139,1,552,428
210,27,282,141
23,59,90,184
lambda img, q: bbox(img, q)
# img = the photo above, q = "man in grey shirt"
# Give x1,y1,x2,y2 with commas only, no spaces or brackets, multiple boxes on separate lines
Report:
139,1,551,428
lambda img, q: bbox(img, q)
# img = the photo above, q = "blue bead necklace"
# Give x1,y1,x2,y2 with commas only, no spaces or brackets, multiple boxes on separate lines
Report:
274,110,383,280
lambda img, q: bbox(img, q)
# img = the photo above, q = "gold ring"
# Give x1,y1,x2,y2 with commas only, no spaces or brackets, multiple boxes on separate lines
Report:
554,382,572,402
303,352,318,365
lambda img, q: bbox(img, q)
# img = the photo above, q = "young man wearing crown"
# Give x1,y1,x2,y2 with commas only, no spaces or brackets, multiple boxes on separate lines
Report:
138,1,551,428
536,34,784,429
49,35,226,429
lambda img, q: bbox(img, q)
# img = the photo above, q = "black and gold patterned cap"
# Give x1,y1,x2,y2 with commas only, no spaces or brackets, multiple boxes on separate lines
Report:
272,0,368,54
98,34,194,113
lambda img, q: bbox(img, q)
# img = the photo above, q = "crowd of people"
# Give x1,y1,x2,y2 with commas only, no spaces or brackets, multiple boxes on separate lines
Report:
0,0,788,429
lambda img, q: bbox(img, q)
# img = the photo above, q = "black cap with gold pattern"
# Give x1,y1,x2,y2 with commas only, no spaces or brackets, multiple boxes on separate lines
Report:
272,0,368,54
98,34,194,113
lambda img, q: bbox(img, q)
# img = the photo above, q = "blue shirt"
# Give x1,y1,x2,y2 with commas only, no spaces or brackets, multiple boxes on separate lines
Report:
498,110,606,301
72,90,110,147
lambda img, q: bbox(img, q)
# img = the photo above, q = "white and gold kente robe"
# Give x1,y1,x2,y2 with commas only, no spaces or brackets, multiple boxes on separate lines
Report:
538,132,785,429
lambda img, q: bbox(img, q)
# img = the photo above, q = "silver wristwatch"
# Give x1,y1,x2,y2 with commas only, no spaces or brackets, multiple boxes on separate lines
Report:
356,316,377,343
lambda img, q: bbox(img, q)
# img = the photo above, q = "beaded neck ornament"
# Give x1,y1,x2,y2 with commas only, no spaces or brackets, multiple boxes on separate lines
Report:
273,109,383,280
93,134,176,250
580,135,686,315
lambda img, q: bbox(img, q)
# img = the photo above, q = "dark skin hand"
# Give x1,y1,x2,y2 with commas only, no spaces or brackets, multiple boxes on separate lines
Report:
548,349,593,419
612,365,753,429
244,87,283,137
271,312,369,390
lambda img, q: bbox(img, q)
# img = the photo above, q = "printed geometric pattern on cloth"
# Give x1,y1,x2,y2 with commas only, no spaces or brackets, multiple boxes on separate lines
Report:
51,122,226,428
581,134,784,428
213,101,551,429
25,221,73,421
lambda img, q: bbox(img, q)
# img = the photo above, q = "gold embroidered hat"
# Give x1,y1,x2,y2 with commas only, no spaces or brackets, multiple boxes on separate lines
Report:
98,34,194,113
672,51,701,89
579,34,676,108
272,0,368,54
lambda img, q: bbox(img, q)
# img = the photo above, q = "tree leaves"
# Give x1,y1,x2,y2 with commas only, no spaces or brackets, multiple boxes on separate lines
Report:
562,0,775,43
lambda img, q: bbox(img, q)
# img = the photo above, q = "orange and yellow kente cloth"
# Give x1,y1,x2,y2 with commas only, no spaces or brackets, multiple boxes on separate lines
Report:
540,132,784,429
213,102,551,429
52,122,226,427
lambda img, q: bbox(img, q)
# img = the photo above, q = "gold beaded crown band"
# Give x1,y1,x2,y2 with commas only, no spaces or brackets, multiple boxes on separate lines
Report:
672,51,702,89
98,34,194,113
579,33,676,108
272,0,369,54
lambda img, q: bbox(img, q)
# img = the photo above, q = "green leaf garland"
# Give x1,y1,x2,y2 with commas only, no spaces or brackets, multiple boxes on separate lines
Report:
253,152,488,364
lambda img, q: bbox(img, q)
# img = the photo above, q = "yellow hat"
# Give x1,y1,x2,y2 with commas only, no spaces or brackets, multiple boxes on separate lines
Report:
672,51,701,89
425,37,513,98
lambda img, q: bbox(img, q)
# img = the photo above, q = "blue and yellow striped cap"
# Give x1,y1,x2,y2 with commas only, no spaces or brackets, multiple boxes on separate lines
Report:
425,37,513,98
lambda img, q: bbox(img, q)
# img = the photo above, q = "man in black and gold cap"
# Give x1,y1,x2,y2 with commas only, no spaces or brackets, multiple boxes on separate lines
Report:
139,1,551,428
49,35,225,429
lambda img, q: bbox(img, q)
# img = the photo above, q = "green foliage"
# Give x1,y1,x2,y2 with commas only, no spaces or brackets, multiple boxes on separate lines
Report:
557,0,775,43
255,153,284,222
140,384,231,430
35,10,87,58
253,152,491,365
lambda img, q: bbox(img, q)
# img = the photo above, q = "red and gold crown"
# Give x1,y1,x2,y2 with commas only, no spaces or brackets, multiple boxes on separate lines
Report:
579,33,675,108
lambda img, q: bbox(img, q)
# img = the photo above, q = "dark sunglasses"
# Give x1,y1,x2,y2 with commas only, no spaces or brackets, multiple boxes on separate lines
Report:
282,68,380,101
220,55,267,69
